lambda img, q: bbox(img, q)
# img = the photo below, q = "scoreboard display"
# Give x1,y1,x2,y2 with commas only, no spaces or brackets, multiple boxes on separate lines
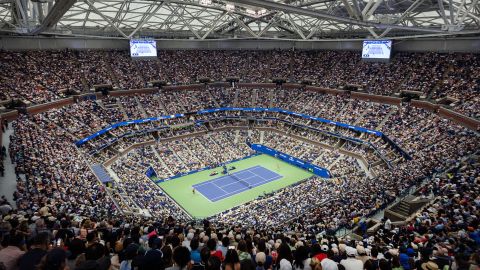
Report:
362,40,392,60
130,39,157,58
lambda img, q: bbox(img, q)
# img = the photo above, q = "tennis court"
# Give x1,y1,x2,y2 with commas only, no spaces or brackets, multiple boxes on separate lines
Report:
158,154,312,218
193,165,282,202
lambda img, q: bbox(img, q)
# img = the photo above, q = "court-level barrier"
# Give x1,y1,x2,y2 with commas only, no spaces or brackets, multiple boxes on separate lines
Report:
248,143,331,178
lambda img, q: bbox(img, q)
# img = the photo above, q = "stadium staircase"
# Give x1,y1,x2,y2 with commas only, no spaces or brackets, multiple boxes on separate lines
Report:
172,93,188,113
352,107,370,125
301,99,316,115
327,155,343,169
208,136,236,158
313,152,326,165
376,107,398,130
168,146,189,169
105,166,122,182
384,195,432,222
182,141,203,164
115,100,129,119
395,68,415,94
91,163,114,183
45,118,80,141
0,123,19,204
356,159,374,178
134,96,149,118
206,89,221,107
188,95,203,111
334,139,345,149
427,64,451,99
155,95,169,114
80,77,90,91
105,62,120,88
342,170,439,239
259,131,265,144
234,130,240,143
297,149,308,160
333,100,352,122
191,137,219,163
268,89,275,107
73,146,127,215
150,146,174,176
233,88,240,106
105,167,142,213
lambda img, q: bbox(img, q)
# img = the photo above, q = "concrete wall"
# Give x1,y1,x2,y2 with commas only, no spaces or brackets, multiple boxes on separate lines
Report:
25,97,74,115
1,36,479,52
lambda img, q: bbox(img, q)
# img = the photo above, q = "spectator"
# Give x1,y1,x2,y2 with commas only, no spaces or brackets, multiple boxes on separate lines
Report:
276,244,293,270
36,248,68,270
18,232,49,270
141,236,164,270
120,243,139,270
340,247,362,270
168,246,191,270
0,232,25,270
224,249,241,270
191,238,202,264
293,246,311,270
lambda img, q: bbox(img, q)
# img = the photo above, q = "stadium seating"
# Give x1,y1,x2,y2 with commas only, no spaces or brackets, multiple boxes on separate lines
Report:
0,51,478,270
0,50,478,118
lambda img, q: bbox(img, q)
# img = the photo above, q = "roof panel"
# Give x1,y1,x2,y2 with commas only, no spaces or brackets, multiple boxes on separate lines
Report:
49,0,480,39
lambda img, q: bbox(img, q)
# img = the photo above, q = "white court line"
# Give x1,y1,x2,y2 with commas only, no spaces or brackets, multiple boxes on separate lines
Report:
210,180,230,194
201,173,260,201
208,175,282,201
195,165,282,202
195,187,211,201
193,167,260,189
216,174,260,189
194,177,231,199
210,167,282,199
193,174,231,189
209,186,250,201
248,167,282,182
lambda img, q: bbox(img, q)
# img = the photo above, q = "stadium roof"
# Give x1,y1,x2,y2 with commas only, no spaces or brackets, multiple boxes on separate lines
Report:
0,0,478,40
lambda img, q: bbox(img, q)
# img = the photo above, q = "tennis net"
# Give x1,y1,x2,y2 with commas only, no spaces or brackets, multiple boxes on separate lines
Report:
229,173,251,189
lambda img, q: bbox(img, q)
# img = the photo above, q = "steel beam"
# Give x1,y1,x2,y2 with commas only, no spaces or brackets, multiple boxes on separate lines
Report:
225,0,449,33
128,1,164,38
201,11,227,39
83,0,129,38
30,0,76,35
230,13,258,37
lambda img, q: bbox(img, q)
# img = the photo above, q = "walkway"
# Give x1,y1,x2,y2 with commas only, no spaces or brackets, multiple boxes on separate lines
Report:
0,123,18,205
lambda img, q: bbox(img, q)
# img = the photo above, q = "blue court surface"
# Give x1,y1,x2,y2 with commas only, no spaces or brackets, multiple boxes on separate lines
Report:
193,165,282,202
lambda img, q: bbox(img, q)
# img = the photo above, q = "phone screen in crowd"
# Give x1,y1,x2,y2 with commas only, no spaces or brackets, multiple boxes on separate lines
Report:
228,246,236,250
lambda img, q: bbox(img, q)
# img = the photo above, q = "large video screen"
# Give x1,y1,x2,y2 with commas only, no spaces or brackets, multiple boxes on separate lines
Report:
130,40,157,58
362,40,392,59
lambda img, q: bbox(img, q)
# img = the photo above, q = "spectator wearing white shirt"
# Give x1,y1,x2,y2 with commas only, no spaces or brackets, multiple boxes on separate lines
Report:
340,247,363,270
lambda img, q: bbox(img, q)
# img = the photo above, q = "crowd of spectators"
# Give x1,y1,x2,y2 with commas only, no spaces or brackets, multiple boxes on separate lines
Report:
0,157,478,270
5,88,476,224
1,82,478,270
0,50,478,119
